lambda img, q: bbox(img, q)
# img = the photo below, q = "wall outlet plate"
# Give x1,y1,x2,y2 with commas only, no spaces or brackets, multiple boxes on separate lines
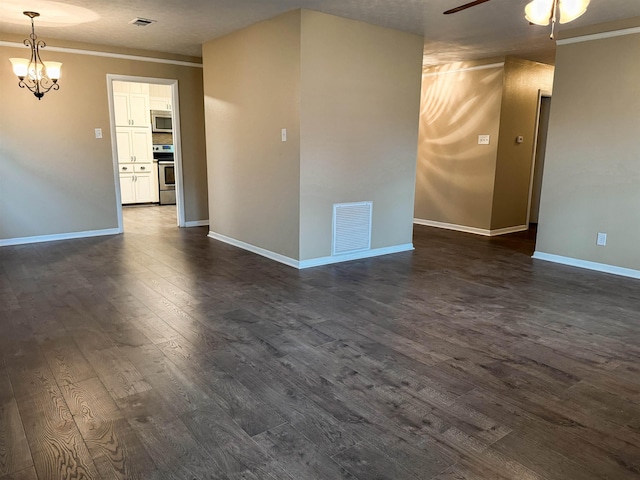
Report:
478,135,490,145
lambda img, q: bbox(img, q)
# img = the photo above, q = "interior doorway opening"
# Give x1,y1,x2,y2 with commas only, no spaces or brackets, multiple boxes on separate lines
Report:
106,75,186,231
527,90,552,244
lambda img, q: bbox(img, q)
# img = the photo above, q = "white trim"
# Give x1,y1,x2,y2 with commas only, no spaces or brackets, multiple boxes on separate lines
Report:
207,232,300,268
423,62,504,77
0,41,202,68
207,231,414,269
414,218,528,237
532,252,640,280
185,220,209,227
299,244,414,269
169,79,186,227
490,225,529,236
415,218,491,236
0,228,120,247
557,26,640,45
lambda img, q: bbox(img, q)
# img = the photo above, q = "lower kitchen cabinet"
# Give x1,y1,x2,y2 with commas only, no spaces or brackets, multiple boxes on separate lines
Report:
119,165,154,204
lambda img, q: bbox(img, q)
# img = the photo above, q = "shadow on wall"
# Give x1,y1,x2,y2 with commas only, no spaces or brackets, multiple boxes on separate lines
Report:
416,62,504,229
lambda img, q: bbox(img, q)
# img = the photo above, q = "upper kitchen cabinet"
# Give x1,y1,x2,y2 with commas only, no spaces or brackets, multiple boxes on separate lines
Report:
116,127,153,163
113,81,151,127
149,84,172,111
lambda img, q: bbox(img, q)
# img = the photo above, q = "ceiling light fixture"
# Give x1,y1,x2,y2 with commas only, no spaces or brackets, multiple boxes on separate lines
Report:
525,0,590,39
9,11,62,100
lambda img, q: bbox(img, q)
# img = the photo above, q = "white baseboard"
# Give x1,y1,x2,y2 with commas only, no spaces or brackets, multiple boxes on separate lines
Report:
184,219,209,228
298,244,414,269
207,231,413,269
414,218,528,237
207,231,300,268
532,251,640,280
0,228,121,247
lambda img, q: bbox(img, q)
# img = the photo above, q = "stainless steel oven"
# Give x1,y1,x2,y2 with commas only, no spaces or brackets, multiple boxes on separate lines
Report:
152,145,176,205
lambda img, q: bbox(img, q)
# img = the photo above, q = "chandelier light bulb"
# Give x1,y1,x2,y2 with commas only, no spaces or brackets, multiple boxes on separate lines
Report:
44,61,62,80
525,0,554,26
558,0,590,24
9,57,29,78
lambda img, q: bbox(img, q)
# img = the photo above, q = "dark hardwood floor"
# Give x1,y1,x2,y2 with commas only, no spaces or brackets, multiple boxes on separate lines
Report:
1,205,640,479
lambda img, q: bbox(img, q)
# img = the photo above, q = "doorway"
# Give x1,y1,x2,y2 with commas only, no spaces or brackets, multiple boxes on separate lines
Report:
106,75,186,231
527,91,552,236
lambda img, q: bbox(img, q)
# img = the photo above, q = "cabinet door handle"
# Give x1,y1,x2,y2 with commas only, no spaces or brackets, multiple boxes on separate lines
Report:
140,166,145,170
122,166,128,171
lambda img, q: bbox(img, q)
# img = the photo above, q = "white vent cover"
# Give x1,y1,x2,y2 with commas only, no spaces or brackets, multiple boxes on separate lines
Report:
332,202,372,256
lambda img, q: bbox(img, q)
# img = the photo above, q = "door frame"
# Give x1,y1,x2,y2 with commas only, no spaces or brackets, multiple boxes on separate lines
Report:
106,74,185,231
525,89,552,226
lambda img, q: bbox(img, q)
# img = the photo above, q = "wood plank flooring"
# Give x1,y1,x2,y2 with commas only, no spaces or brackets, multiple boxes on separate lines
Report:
1,205,640,479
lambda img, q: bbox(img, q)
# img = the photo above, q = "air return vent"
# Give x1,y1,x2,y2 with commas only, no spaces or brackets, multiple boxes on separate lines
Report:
332,202,372,256
129,17,157,27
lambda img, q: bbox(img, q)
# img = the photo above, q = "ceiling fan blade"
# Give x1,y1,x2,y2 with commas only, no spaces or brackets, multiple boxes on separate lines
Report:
443,0,491,14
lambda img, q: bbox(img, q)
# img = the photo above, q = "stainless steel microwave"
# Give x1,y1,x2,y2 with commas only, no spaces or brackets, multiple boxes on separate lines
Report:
151,110,172,133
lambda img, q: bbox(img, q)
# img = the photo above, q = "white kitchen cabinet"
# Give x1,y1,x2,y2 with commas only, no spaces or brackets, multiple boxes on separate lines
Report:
116,126,156,204
149,85,172,111
149,97,172,111
116,127,152,163
114,92,150,127
119,168,154,204
133,170,154,203
119,173,136,204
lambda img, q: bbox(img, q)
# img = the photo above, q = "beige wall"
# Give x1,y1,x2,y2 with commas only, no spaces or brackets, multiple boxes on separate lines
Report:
202,11,302,260
415,57,553,232
299,10,423,260
415,60,504,230
0,37,208,241
535,27,640,270
202,10,422,262
492,58,554,230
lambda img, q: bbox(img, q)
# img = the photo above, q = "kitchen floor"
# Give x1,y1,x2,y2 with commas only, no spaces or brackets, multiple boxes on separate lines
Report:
1,215,639,479
123,204,177,233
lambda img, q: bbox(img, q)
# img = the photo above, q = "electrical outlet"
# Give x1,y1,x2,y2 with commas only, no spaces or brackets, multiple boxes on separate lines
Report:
95,128,103,139
478,135,490,145
596,232,607,246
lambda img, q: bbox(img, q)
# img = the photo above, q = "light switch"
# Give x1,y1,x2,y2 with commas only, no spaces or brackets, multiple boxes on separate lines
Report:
95,128,103,139
281,128,287,142
478,134,490,145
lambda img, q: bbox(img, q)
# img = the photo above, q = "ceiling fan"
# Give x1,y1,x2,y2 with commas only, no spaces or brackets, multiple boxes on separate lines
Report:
443,0,591,39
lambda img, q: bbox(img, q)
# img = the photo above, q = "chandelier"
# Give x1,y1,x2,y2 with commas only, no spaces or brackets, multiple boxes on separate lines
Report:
9,11,62,100
525,0,590,39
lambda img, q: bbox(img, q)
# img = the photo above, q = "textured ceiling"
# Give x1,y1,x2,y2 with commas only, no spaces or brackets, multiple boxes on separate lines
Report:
1,0,639,65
